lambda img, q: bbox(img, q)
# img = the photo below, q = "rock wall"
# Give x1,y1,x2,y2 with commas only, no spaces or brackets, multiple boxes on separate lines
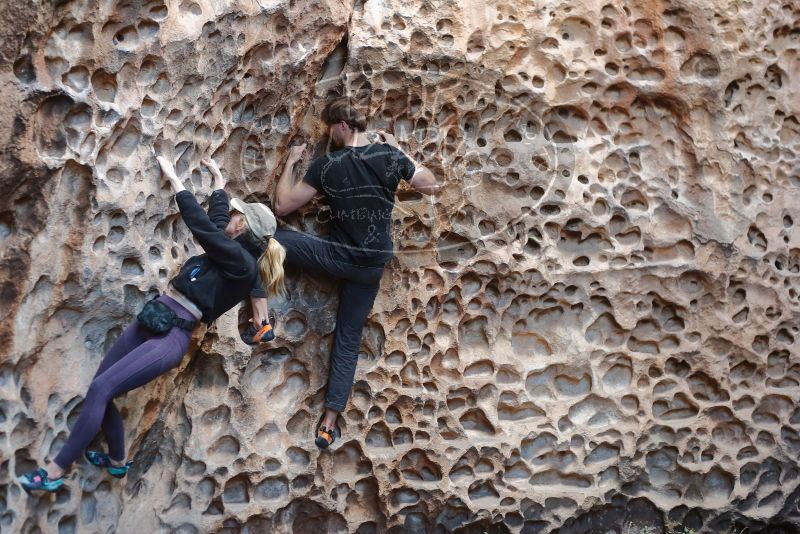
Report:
1,0,800,532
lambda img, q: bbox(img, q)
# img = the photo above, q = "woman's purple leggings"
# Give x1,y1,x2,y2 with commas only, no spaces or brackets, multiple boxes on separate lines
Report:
54,295,195,470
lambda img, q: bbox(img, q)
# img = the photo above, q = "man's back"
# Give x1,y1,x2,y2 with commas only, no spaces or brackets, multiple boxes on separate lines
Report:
302,143,416,266
268,97,440,449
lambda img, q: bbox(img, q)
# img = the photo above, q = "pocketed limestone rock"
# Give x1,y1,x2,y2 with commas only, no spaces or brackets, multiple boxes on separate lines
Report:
1,0,799,532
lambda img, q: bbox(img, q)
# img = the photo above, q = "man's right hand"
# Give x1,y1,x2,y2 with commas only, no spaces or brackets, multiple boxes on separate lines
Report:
287,143,307,166
377,129,399,148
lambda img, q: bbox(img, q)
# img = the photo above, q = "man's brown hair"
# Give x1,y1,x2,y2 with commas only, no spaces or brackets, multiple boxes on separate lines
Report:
321,97,367,131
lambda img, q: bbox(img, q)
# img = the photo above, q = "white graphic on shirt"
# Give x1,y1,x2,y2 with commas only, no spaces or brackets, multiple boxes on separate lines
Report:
363,224,379,246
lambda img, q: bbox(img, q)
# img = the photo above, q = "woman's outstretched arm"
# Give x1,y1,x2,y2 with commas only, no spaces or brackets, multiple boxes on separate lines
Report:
201,158,232,231
157,156,249,279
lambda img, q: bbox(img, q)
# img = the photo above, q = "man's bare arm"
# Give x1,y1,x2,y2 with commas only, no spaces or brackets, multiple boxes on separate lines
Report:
407,166,439,195
274,143,317,216
377,130,440,195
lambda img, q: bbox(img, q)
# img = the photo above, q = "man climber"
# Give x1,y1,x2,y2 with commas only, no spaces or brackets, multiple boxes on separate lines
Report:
261,96,439,448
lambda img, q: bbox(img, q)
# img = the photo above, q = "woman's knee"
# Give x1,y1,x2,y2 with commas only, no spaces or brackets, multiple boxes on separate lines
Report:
85,379,113,403
164,334,190,368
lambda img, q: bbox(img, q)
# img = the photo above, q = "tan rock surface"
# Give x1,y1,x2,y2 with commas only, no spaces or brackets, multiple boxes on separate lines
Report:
1,0,799,532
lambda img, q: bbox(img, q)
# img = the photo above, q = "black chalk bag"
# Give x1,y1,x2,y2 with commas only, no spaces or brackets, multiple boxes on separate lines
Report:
137,297,197,334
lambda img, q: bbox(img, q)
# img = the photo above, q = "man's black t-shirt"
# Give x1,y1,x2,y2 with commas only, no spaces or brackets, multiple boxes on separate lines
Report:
302,143,416,267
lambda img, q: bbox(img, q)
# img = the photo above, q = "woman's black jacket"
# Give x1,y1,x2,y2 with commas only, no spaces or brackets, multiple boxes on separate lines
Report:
169,189,265,324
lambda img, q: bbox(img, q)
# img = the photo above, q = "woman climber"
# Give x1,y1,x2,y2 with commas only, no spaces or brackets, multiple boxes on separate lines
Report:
18,154,285,493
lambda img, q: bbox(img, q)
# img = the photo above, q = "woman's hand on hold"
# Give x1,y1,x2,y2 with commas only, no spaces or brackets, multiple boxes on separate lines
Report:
286,143,306,166
201,158,225,190
157,156,185,192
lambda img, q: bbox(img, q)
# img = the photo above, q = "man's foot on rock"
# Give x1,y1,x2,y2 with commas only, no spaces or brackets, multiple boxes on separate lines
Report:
315,425,339,449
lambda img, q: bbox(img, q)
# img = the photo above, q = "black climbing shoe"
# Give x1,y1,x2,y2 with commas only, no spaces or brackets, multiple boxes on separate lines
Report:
241,320,275,346
315,425,340,449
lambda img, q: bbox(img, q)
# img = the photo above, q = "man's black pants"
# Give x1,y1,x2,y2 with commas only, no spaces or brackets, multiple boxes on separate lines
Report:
275,228,384,412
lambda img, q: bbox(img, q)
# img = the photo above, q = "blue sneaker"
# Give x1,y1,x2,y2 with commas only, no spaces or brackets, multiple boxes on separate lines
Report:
17,467,64,494
84,451,132,479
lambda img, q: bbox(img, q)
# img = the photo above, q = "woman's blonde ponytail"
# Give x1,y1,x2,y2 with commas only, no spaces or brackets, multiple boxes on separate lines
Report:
258,238,286,298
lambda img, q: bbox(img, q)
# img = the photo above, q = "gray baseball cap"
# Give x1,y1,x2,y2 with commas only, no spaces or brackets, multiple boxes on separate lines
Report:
230,198,277,242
